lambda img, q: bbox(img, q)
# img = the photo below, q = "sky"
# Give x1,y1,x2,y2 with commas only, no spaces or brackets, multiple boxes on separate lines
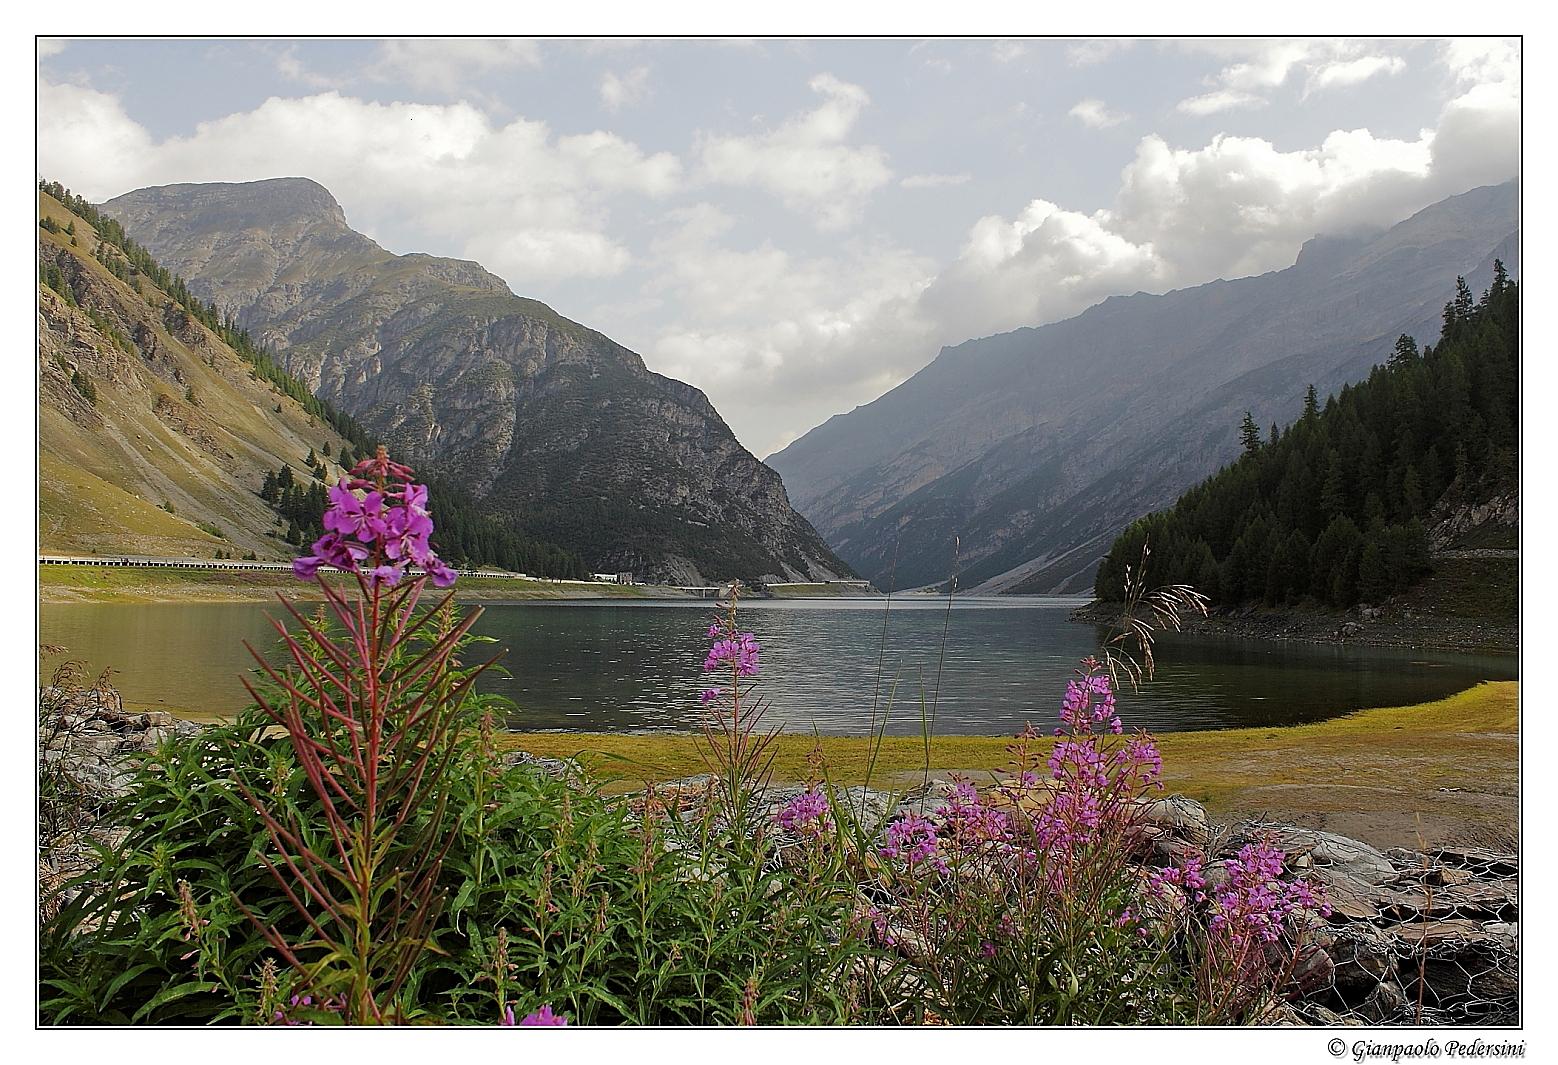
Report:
36,37,1520,458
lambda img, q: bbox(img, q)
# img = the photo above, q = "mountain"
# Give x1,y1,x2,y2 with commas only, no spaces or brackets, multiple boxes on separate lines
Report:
38,186,356,560
39,182,586,576
1096,270,1517,609
767,182,1520,593
100,178,851,586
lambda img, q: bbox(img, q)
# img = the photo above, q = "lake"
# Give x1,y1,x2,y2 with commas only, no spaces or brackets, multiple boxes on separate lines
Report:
39,597,1516,735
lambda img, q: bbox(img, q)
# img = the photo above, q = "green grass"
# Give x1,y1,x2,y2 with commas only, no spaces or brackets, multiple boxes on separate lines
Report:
504,683,1518,844
765,583,878,599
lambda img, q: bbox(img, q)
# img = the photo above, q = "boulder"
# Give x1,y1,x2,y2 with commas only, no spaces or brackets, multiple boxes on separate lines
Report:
1225,823,1396,885
1138,795,1210,846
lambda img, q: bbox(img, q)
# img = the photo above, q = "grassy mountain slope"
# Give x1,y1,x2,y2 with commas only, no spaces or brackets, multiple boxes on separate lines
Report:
38,189,356,559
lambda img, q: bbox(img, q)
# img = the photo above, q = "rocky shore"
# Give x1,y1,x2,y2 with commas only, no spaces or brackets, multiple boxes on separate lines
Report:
1071,598,1517,655
523,762,1520,1027
41,690,1518,1027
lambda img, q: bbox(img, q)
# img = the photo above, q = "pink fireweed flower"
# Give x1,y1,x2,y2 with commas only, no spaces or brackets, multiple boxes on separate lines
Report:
351,445,415,484
879,811,947,873
935,781,1012,846
322,484,386,539
1181,841,1333,978
703,633,760,676
293,531,369,579
292,449,457,588
402,482,430,517
777,789,832,836
519,1005,568,1027
426,556,458,588
699,687,722,705
368,563,405,588
379,505,435,565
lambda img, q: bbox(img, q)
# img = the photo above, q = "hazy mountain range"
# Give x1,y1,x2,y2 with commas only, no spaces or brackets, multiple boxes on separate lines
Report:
767,181,1519,593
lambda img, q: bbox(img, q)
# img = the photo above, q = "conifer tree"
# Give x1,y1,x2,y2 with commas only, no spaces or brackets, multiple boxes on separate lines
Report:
1239,411,1262,457
1389,334,1419,369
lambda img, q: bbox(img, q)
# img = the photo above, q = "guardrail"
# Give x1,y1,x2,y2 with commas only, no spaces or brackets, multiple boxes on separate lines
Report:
37,555,537,580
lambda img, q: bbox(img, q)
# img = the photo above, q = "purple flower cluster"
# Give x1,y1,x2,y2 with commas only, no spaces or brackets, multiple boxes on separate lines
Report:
1032,662,1163,871
879,811,947,873
1147,854,1208,903
936,780,1012,846
777,789,832,836
1060,668,1121,734
698,618,760,705
1151,841,1330,973
272,993,345,1025
292,447,456,589
704,624,760,675
501,1004,569,1027
1209,842,1332,948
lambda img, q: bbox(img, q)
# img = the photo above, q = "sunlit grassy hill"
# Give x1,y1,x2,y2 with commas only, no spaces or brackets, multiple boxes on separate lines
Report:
38,190,354,559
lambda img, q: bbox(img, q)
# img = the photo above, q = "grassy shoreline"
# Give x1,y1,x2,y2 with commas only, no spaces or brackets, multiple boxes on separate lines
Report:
503,681,1517,851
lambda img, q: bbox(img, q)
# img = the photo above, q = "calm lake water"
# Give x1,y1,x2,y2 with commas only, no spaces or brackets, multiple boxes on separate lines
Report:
39,597,1516,735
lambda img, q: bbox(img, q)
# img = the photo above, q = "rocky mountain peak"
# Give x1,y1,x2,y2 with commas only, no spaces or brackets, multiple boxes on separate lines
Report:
100,178,852,585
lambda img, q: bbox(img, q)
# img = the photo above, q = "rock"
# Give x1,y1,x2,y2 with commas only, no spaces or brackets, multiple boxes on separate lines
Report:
1432,847,1518,879
1317,924,1398,1002
1303,1004,1366,1026
1226,823,1397,885
138,726,171,752
1138,795,1209,846
1379,880,1518,922
502,750,580,780
1289,943,1335,996
1354,980,1409,1024
1339,621,1365,639
1309,867,1383,920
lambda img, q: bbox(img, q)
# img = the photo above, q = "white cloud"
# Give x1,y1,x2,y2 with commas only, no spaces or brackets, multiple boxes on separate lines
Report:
638,205,935,455
1307,54,1406,92
1442,38,1520,87
697,73,892,230
37,39,67,60
920,61,1517,351
1178,40,1414,113
1068,98,1129,129
1177,90,1268,116
1066,40,1131,67
600,66,651,112
275,45,343,90
991,41,1029,64
373,39,541,95
900,172,972,189
36,81,679,284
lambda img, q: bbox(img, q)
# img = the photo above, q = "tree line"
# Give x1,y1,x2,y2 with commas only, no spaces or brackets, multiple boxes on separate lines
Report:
260,460,587,578
1095,266,1517,609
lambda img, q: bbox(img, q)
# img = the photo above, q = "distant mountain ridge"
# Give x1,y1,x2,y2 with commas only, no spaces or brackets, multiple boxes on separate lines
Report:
767,182,1519,593
102,178,850,585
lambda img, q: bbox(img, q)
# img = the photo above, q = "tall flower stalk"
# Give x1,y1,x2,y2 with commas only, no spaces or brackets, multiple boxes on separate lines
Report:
695,585,776,839
235,447,494,1023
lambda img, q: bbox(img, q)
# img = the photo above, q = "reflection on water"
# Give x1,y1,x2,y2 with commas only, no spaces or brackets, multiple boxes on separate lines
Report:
39,597,1517,736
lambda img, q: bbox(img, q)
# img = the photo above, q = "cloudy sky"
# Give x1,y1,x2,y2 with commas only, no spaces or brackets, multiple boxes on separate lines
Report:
37,37,1520,457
